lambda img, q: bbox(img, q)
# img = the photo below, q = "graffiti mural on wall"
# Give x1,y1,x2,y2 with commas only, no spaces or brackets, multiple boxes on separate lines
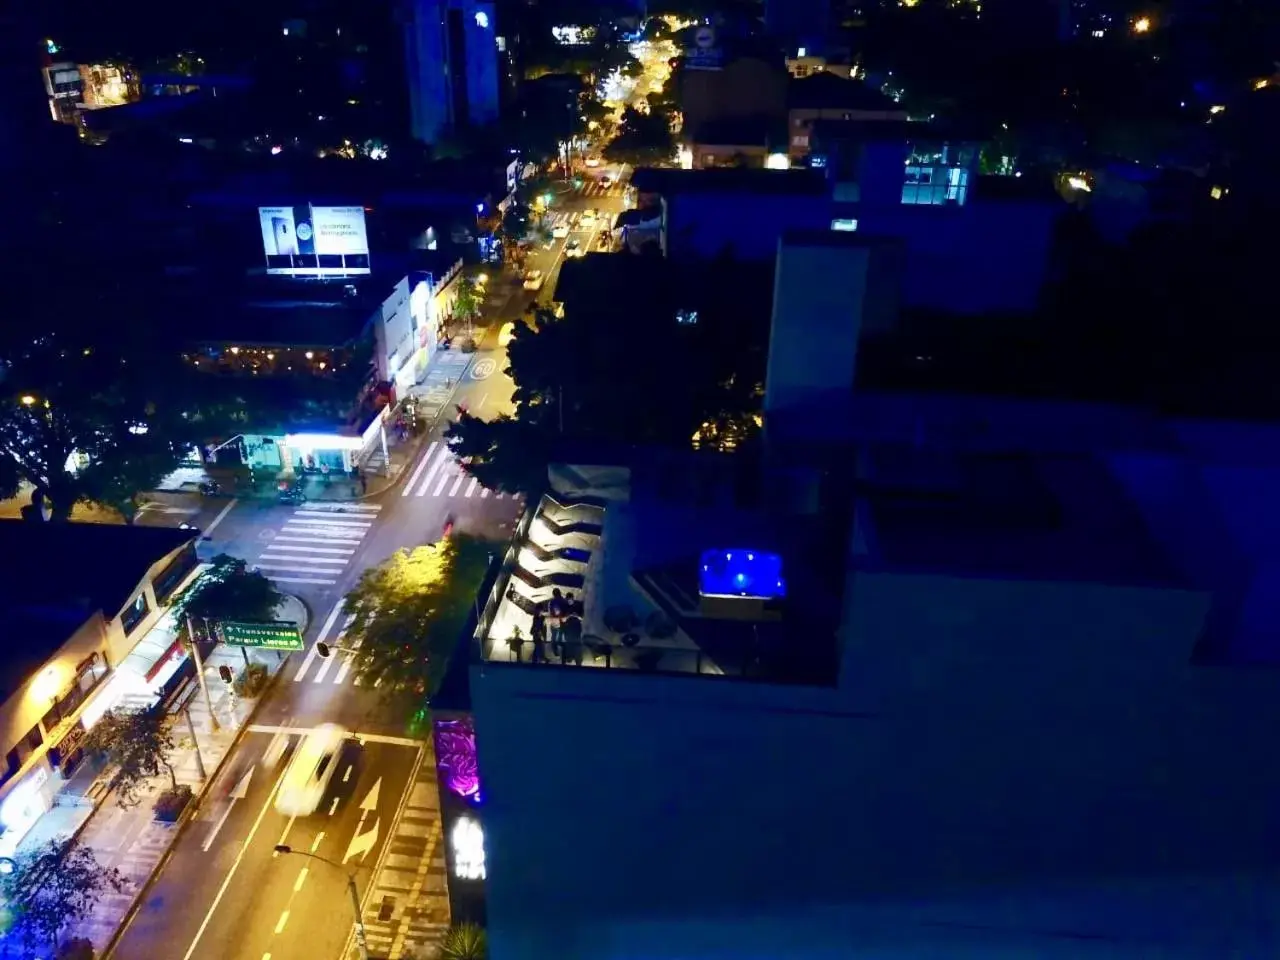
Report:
435,715,482,803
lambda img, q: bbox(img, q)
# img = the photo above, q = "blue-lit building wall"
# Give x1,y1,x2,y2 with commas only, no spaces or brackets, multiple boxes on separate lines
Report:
402,0,498,144
466,550,1280,960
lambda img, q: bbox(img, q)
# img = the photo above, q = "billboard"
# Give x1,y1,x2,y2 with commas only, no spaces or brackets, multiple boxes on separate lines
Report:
684,25,723,71
258,204,371,276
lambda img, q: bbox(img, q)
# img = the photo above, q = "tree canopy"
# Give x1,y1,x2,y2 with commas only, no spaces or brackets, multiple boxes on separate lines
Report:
0,335,196,520
603,107,674,167
172,554,286,628
1,839,126,951
81,708,178,807
342,535,493,709
446,257,765,492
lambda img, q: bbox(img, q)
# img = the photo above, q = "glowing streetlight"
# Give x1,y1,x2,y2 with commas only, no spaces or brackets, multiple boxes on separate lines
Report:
1132,15,1151,33
20,395,37,406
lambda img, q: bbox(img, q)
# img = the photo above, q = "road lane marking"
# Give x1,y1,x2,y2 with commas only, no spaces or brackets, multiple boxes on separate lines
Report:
202,766,255,853
329,796,340,816
478,392,489,409
480,487,490,499
402,441,438,497
249,726,426,748
432,471,450,496
342,816,380,864
311,831,324,853
343,765,353,783
270,575,339,585
465,478,478,498
274,815,297,855
203,498,239,536
181,765,291,960
258,543,356,555
285,517,373,530
448,475,464,497
295,601,344,681
334,637,362,685
294,868,308,892
274,911,290,934
260,554,347,565
415,446,451,496
298,502,381,512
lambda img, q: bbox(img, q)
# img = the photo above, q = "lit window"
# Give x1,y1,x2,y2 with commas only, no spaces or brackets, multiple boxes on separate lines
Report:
475,10,489,28
831,218,858,232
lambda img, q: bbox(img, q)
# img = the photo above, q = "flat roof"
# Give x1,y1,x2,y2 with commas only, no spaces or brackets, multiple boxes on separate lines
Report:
857,447,1183,587
0,522,195,698
630,166,829,196
789,73,903,112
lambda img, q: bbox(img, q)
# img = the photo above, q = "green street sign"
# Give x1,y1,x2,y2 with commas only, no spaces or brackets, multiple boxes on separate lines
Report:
221,621,304,651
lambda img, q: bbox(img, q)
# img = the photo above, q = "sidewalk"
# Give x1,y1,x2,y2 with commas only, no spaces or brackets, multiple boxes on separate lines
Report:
13,599,305,954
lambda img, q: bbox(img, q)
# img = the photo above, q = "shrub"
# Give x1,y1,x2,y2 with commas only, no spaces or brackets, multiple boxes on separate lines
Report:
57,938,96,960
153,784,194,823
439,923,487,960
459,337,479,353
234,661,269,698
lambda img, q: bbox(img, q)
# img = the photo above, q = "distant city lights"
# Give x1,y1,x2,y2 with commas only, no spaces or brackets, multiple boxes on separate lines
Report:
1132,15,1151,33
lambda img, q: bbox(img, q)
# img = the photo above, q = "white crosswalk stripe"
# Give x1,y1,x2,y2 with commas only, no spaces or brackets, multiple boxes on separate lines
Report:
403,442,507,499
256,503,381,586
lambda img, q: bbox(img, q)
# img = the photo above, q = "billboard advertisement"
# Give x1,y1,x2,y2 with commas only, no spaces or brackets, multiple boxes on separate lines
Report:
258,204,371,276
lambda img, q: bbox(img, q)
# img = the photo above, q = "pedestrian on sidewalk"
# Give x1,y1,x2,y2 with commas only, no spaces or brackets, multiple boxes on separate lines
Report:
530,611,547,664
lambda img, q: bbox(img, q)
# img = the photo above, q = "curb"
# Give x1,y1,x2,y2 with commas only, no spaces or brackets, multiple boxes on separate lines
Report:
337,742,432,960
99,659,292,959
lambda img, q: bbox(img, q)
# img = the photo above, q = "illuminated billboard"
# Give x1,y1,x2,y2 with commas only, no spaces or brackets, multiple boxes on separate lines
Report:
258,204,371,276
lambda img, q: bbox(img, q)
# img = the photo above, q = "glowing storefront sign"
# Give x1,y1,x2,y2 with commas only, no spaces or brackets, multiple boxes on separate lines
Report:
451,816,486,880
0,767,51,855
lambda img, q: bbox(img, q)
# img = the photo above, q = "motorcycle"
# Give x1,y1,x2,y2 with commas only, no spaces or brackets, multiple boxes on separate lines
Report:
442,514,456,538
278,486,307,505
198,480,222,496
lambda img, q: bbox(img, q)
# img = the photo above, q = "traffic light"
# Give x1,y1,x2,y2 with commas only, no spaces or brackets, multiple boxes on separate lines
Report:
316,642,332,659
217,664,233,684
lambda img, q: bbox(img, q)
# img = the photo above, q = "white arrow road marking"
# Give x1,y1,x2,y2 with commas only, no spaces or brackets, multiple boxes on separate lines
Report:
202,767,254,852
360,778,381,814
343,816,380,864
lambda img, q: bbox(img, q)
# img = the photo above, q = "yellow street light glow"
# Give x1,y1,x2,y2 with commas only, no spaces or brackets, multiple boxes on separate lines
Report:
1254,79,1269,90
1209,104,1226,114
1132,15,1151,33
1066,176,1091,192
20,395,37,406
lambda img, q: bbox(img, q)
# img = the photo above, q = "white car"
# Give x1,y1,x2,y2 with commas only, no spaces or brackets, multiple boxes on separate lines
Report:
275,724,348,817
552,223,570,239
579,211,597,228
523,272,544,291
498,321,518,346
585,156,602,167
565,239,584,258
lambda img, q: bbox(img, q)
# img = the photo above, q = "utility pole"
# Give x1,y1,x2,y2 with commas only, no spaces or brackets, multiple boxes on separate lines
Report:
347,873,371,960
183,702,207,780
275,845,370,960
186,615,221,732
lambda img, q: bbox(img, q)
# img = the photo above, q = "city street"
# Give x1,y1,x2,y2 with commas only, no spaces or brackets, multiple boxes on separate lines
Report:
106,320,525,960
521,165,632,307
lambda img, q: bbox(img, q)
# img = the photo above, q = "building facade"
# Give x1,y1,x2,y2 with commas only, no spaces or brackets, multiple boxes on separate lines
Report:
402,0,500,143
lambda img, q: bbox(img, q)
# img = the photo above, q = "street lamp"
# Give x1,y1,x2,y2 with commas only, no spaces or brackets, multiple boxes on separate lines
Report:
19,395,36,406
274,845,371,960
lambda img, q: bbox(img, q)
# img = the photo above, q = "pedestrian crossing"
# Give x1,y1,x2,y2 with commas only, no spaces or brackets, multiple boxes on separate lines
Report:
400,441,510,500
295,612,368,685
256,502,381,586
581,180,624,197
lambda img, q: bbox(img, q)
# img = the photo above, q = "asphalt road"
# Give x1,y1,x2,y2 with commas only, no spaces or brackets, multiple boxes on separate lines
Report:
522,164,631,307
112,729,421,960
108,320,525,960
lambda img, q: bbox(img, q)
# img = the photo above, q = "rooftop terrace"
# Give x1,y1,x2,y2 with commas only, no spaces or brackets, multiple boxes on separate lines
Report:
474,462,841,686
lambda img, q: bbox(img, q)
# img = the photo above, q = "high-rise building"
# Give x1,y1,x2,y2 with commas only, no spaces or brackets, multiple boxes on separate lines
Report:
401,0,499,144
0,10,52,173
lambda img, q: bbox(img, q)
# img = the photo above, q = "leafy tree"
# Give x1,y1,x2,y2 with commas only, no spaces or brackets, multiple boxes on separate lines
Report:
439,923,488,960
0,337,191,520
603,106,674,167
343,535,493,705
446,413,553,495
171,553,286,628
453,276,482,327
1,839,126,952
81,707,178,807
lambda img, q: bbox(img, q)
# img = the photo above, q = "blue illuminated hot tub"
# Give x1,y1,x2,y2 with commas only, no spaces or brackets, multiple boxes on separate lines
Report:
699,549,787,599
